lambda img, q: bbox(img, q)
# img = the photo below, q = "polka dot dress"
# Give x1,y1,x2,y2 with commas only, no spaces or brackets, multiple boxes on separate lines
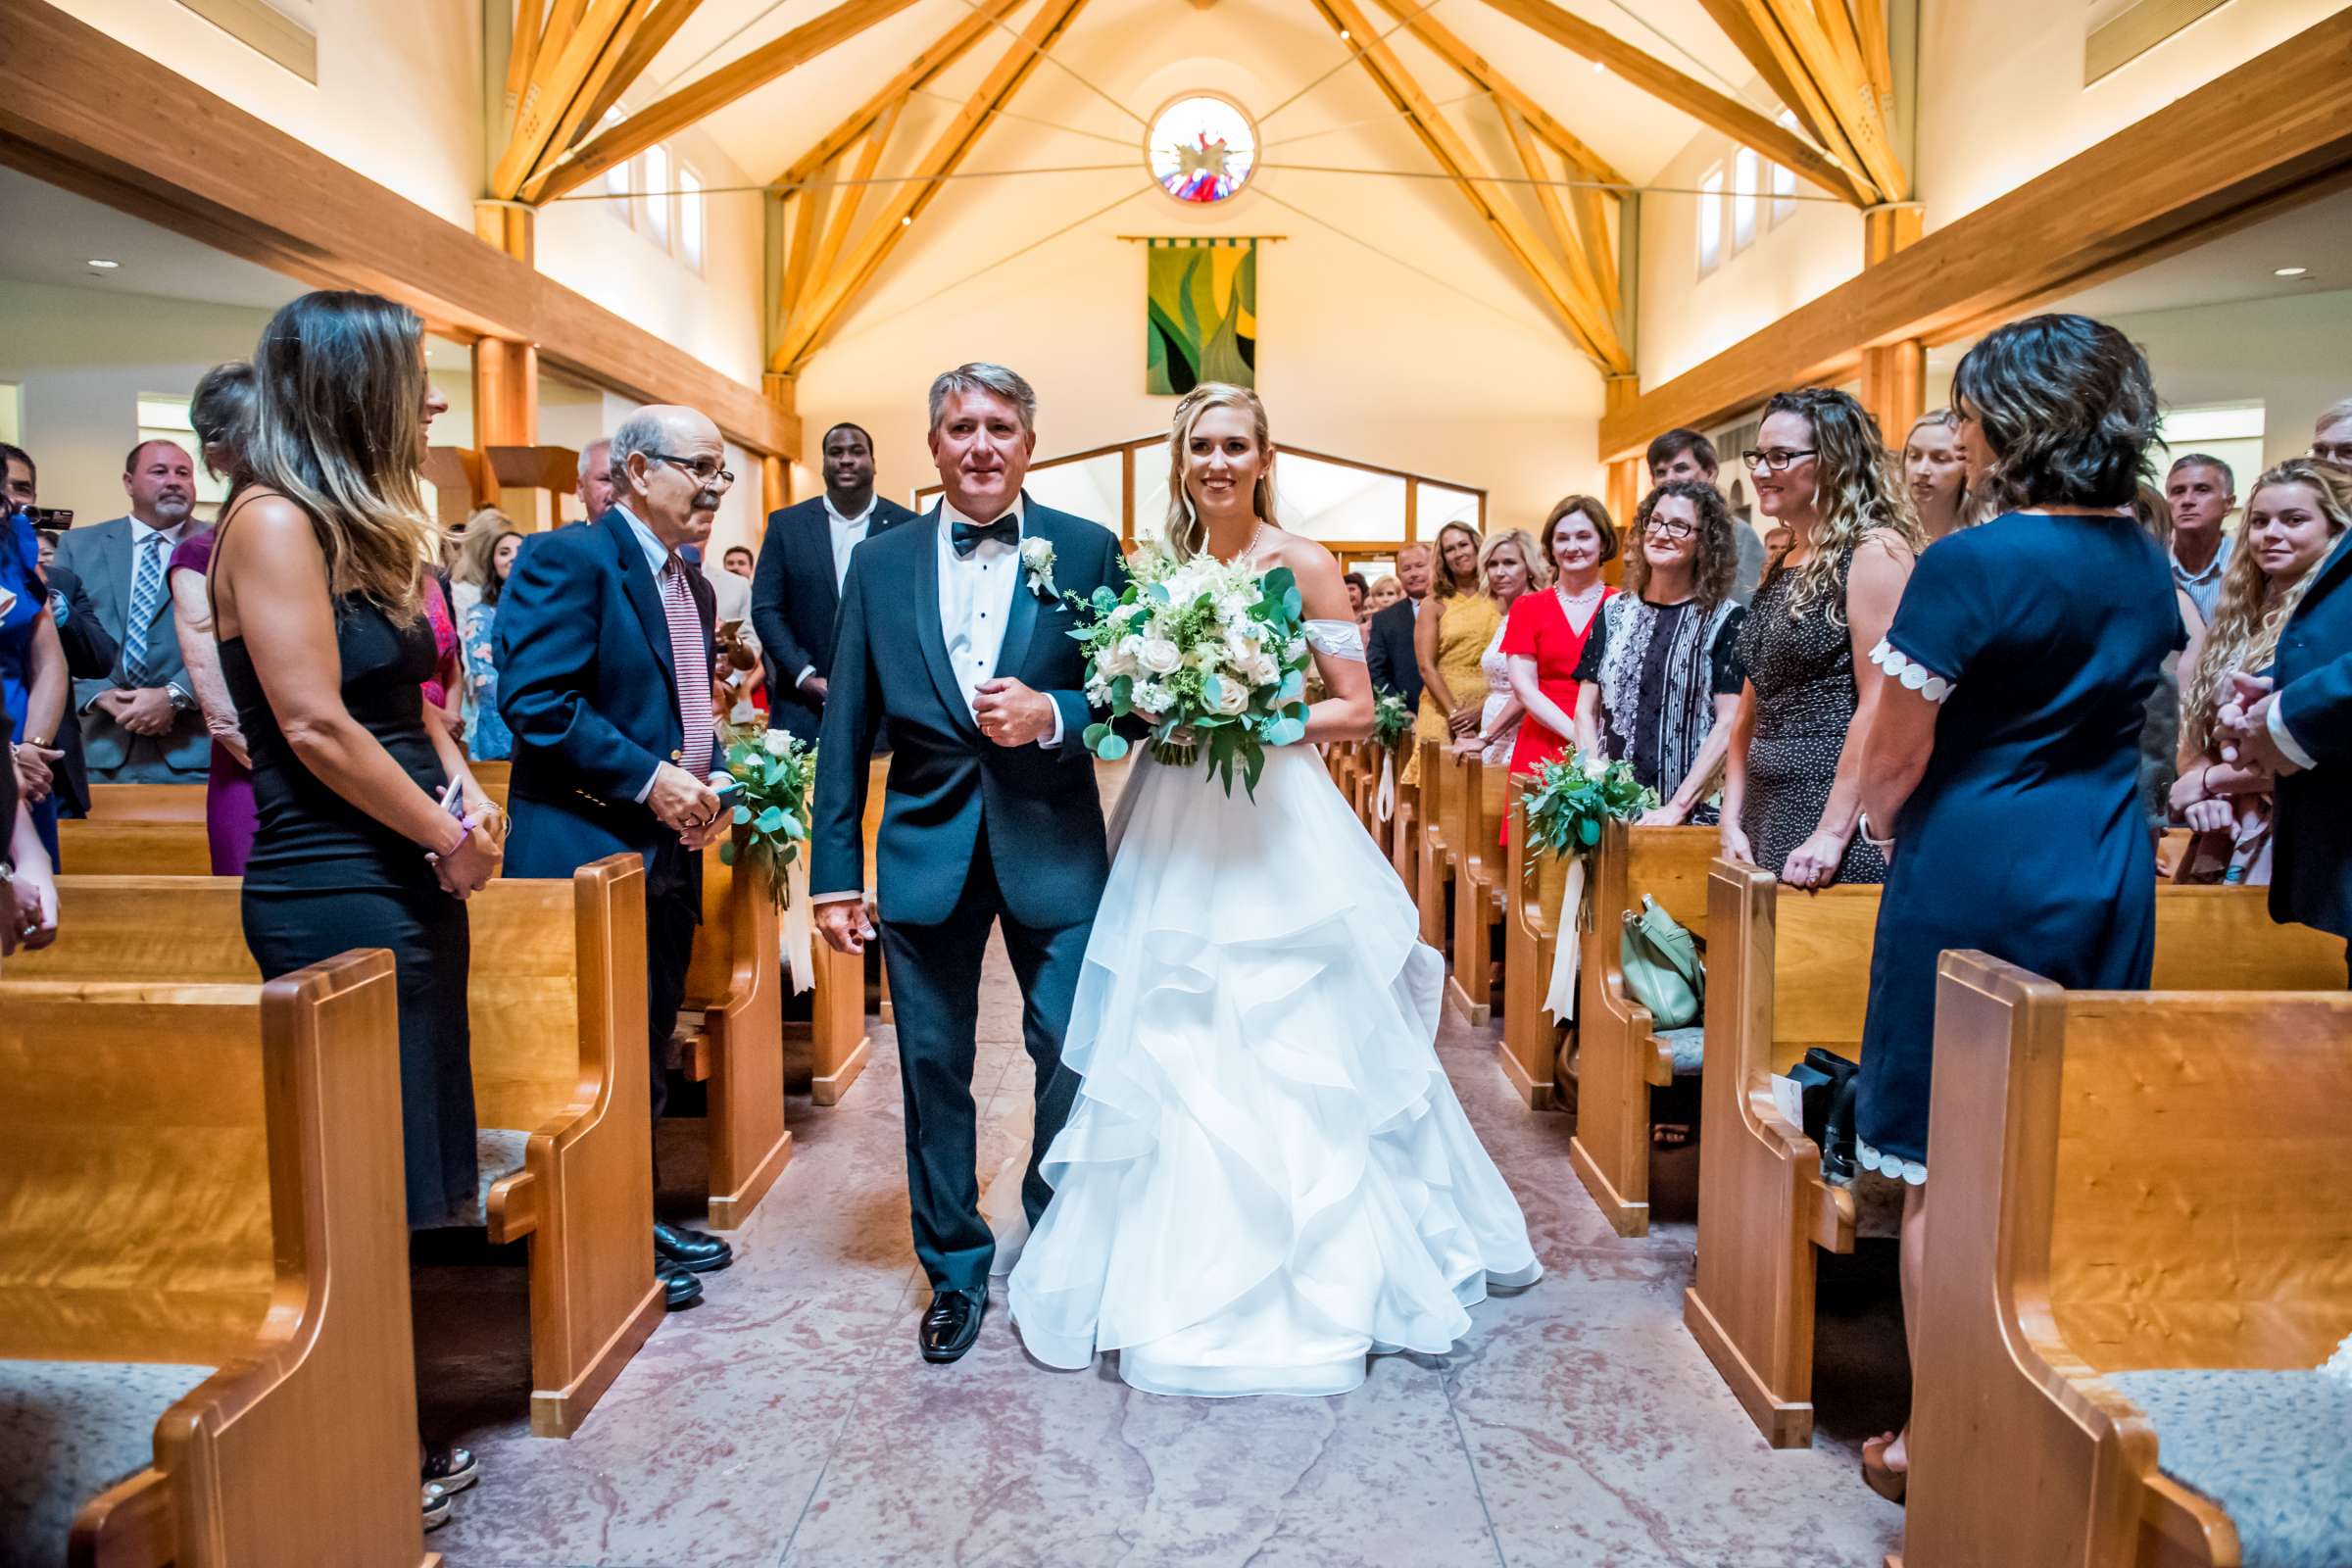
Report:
1733,552,1888,886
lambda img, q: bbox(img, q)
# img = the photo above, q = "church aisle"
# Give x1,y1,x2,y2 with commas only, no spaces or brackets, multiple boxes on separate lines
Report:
423,940,1905,1568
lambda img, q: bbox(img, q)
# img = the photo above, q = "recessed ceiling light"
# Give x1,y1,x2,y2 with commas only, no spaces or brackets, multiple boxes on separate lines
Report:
86,258,121,270
901,215,912,226
1338,27,1349,39
1592,60,1606,74
2275,266,2309,277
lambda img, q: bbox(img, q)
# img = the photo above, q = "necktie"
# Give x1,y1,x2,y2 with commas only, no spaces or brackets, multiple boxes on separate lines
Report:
951,515,1018,558
660,556,715,782
122,532,166,686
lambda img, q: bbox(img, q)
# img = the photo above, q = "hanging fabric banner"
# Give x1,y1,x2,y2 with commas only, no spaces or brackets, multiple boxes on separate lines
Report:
1145,236,1257,395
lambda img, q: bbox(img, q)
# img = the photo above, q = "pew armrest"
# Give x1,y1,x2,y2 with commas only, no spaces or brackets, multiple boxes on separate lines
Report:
486,1167,540,1245
68,1467,172,1568
1807,1175,1856,1254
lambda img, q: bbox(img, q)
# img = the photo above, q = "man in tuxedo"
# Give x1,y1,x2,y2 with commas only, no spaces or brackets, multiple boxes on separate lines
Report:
496,406,738,1310
49,441,209,783
1366,540,1432,712
809,364,1127,1364
750,422,918,742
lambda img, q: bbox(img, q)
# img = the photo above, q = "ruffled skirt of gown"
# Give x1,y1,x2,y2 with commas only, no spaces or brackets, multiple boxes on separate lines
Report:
1003,745,1542,1397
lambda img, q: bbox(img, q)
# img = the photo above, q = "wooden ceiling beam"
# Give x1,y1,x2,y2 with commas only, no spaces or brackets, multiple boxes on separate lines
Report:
530,0,929,203
1700,0,1903,200
492,0,646,198
1363,0,1624,187
1474,0,1874,205
769,0,1093,373
769,0,1028,192
1309,0,1623,372
506,0,550,119
1570,180,1620,319
1851,0,1894,115
577,0,708,134
780,177,834,328
802,100,906,325
1499,106,1621,362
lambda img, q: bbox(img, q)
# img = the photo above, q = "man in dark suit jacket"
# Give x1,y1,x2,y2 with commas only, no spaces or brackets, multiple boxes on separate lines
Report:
2219,476,2352,974
40,560,115,819
496,405,736,1310
809,364,1129,1365
1365,539,1434,713
749,421,918,742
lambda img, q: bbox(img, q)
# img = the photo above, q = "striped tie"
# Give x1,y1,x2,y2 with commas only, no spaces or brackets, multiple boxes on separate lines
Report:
122,532,166,686
660,556,714,781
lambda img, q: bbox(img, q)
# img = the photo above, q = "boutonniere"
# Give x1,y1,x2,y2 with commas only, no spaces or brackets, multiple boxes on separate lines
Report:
1020,537,1058,600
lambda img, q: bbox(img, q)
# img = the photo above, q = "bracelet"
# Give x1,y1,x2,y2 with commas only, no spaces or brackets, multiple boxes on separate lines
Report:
434,814,468,858
1858,811,1895,852
2201,762,2221,798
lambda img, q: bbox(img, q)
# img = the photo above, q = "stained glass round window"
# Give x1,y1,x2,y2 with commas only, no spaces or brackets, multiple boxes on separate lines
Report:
1147,93,1257,205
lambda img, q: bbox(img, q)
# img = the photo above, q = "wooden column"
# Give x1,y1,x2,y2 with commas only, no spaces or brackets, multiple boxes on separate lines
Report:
761,455,787,519
1603,375,1643,584
759,372,797,522
473,199,536,269
469,200,542,524
1859,203,1927,436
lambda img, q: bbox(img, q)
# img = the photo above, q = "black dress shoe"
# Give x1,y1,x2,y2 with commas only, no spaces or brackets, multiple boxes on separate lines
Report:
654,1221,733,1273
660,1261,705,1310
919,1288,986,1363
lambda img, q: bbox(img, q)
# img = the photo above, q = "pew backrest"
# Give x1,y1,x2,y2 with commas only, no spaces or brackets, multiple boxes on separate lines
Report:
58,818,214,875
85,783,206,822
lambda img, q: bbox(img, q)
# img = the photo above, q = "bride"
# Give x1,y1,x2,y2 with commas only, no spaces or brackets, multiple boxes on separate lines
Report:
1001,384,1542,1397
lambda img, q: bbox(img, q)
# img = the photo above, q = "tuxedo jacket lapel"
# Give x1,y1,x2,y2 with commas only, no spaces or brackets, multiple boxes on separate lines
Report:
909,512,979,740
994,499,1050,683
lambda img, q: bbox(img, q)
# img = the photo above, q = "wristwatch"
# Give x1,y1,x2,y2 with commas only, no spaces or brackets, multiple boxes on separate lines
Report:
168,682,196,712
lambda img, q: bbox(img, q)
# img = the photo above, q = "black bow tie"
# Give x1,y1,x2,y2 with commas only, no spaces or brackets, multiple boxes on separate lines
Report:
950,514,1018,558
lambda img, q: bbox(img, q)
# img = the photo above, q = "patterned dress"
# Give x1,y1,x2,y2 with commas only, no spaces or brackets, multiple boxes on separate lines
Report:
1733,551,1886,885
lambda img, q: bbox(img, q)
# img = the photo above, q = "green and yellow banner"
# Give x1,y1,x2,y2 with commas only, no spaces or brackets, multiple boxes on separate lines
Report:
1146,237,1257,395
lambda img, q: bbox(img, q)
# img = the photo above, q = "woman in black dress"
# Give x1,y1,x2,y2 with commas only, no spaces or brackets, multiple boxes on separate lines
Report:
1851,315,2180,1500
1721,389,1922,888
208,291,502,1530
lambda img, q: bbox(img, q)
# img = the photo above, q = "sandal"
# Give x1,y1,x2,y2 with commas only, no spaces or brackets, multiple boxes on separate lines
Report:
1860,1432,1907,1504
422,1442,480,1496
1651,1122,1693,1149
422,1481,454,1533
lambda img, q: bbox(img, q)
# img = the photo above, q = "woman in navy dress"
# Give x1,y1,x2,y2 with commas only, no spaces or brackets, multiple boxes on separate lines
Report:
1851,314,2181,1499
0,507,68,867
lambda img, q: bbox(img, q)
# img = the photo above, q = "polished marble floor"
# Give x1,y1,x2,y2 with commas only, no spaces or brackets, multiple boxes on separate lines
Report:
417,939,1909,1568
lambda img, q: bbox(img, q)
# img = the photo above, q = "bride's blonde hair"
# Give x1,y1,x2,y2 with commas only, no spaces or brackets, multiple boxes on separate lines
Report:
1164,383,1277,561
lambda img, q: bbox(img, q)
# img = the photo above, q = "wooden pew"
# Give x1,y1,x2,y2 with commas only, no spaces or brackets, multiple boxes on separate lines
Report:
1499,796,1568,1107
1684,863,2347,1448
1901,953,2352,1568
1390,769,1419,898
0,952,430,1567
19,861,663,1439
1447,754,1511,1024
59,817,214,875
678,845,794,1227
85,783,205,822
1414,738,1461,955
1569,822,1720,1236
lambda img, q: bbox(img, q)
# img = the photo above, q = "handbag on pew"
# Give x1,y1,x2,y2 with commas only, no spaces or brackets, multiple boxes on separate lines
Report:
1786,1049,1861,1184
1619,895,1703,1029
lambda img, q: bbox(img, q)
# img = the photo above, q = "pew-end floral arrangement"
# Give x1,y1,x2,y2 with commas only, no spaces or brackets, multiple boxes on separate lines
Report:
1370,690,1412,751
717,724,819,993
1521,751,1657,1022
1070,547,1312,798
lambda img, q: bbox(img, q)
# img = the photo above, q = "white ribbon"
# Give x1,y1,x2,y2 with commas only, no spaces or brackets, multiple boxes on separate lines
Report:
1376,750,1396,822
779,855,815,996
1542,856,1585,1022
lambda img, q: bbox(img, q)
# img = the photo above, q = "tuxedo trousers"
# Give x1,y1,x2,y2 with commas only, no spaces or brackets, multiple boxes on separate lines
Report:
879,824,1090,1294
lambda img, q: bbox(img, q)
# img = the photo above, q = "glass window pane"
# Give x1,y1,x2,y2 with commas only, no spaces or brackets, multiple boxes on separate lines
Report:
678,166,704,271
1698,168,1723,274
1770,112,1799,224
1416,480,1480,535
642,143,669,247
603,113,631,212
1131,440,1169,544
1277,453,1405,543
1733,148,1759,251
1022,450,1125,531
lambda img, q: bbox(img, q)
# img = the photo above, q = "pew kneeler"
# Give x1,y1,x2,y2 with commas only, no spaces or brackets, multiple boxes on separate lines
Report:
0,954,431,1568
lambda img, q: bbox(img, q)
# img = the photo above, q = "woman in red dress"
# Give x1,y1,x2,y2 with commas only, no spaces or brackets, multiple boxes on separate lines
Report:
1502,495,1616,774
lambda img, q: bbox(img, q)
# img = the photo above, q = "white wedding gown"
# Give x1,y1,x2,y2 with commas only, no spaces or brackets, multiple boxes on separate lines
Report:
1001,618,1542,1397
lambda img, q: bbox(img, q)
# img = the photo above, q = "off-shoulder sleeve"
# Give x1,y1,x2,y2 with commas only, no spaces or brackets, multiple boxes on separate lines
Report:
1303,617,1366,662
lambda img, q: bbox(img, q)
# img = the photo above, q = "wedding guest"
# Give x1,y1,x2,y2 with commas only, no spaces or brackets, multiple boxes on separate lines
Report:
2,710,58,956
2312,399,2352,466
1501,496,1615,776
1851,314,2179,1501
2131,483,2205,846
1403,520,1490,786
1366,575,1403,612
1650,427,1765,601
455,519,521,761
449,506,508,621
167,361,261,873
1366,541,1432,714
210,291,500,1522
1,496,67,865
1456,528,1544,765
722,544,755,580
2166,453,2236,623
1572,482,1746,823
5,443,109,826
1902,409,1971,540
1721,389,1919,889
2172,462,2350,884
575,437,613,522
1345,570,1369,617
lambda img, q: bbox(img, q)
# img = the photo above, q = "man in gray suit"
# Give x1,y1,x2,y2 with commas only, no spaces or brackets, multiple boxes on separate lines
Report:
50,440,209,783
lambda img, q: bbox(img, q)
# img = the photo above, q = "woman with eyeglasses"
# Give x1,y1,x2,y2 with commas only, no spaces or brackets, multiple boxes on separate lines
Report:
1721,389,1922,889
1570,481,1746,824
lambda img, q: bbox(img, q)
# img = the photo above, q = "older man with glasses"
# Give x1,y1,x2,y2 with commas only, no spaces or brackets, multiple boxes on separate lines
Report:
496,405,739,1310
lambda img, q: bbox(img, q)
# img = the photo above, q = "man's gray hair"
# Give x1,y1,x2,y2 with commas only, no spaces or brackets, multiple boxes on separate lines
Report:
578,436,611,481
928,363,1037,434
608,414,666,485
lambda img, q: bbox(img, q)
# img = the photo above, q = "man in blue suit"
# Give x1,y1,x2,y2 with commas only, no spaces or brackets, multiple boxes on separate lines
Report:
810,364,1129,1364
749,421,918,742
2218,457,2352,979
496,406,737,1310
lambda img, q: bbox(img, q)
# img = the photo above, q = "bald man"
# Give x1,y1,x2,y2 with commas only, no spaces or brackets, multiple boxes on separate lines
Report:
497,404,737,1309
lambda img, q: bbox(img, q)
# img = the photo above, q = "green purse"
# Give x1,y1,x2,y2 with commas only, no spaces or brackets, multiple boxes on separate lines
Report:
1620,895,1704,1029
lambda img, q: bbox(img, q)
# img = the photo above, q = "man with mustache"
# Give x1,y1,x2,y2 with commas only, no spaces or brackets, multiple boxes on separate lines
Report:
50,440,209,783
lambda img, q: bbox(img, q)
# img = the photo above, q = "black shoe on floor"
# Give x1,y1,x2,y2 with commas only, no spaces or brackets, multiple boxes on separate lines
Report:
421,1442,479,1496
660,1260,705,1310
919,1288,986,1363
654,1221,733,1273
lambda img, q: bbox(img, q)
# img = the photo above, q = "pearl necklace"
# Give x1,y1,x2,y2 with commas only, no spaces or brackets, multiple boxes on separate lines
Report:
1217,518,1267,565
1554,579,1603,614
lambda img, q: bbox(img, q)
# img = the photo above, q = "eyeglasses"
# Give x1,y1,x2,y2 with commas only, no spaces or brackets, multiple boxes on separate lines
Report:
1741,448,1818,472
1642,515,1696,540
2313,441,2352,466
651,453,737,488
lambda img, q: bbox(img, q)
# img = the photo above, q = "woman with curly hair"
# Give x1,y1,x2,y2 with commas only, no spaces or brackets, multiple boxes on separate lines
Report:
2168,461,2350,884
1848,313,2184,1502
1402,518,1492,786
1721,388,1921,888
1571,481,1746,823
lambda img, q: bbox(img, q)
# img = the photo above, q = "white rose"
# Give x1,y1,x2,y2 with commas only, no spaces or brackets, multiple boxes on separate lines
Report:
1138,636,1182,675
1582,752,1608,780
1245,651,1281,687
1134,681,1175,715
1101,635,1141,676
761,728,793,757
1209,677,1250,716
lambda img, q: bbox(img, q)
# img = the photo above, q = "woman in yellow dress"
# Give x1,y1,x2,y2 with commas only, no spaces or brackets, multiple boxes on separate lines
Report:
1403,519,1496,786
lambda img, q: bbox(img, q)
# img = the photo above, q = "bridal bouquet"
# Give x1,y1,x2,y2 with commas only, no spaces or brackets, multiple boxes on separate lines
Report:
1070,547,1312,797
1521,752,1657,1023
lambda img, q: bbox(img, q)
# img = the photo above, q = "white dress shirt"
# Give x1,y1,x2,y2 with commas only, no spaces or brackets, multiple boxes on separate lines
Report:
934,495,1062,749
795,492,880,690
